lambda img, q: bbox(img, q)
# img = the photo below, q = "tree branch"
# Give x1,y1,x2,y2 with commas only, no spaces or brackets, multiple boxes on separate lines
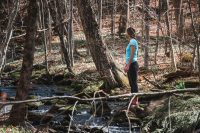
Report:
1,88,200,105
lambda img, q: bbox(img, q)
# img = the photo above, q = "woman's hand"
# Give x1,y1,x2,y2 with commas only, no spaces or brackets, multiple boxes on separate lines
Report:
124,64,129,73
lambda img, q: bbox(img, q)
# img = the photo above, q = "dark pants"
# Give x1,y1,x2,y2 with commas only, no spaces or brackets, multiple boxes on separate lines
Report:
127,61,139,93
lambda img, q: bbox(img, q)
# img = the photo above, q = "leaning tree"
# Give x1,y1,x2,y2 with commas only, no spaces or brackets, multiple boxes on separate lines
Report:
76,0,128,89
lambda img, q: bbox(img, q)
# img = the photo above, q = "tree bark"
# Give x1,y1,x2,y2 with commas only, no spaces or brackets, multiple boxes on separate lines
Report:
69,0,74,67
167,0,177,71
49,0,73,73
188,0,198,69
172,0,184,40
76,0,127,89
0,0,19,74
126,0,130,29
163,0,170,55
58,24,73,73
111,0,116,40
154,0,161,64
98,0,102,32
9,0,38,125
198,35,200,84
39,0,49,74
144,0,150,69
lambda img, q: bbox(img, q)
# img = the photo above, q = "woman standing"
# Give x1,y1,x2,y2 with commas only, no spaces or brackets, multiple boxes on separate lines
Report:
124,27,139,106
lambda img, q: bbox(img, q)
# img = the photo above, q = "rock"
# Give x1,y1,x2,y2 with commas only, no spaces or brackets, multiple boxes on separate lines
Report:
185,81,200,88
53,74,64,82
112,110,141,125
10,71,21,79
3,64,17,72
82,81,104,94
90,102,111,117
56,79,72,85
27,101,43,110
90,128,104,133
33,64,46,70
64,72,75,79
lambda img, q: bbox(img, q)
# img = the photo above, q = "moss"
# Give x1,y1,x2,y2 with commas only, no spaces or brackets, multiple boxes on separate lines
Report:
82,81,104,93
0,126,33,133
27,101,43,110
71,83,86,90
44,99,67,105
59,104,90,112
31,69,46,79
74,39,87,47
143,96,200,133
10,71,21,79
63,72,75,79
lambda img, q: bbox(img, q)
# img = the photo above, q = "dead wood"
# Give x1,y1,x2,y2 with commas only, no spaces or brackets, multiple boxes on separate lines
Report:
1,88,200,106
163,70,198,84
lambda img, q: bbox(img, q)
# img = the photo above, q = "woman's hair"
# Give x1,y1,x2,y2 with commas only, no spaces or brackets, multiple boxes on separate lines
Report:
127,27,136,38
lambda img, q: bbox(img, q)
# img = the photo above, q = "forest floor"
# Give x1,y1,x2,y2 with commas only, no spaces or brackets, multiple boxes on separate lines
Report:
3,31,199,93
1,25,200,133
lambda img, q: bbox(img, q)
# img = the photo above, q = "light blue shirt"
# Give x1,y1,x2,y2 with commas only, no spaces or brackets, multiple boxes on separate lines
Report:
126,39,138,64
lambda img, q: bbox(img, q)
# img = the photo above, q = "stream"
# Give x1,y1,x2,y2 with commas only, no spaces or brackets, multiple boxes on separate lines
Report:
0,85,141,133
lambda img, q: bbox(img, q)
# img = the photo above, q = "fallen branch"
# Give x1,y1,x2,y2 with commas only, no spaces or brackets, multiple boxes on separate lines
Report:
11,18,70,40
0,88,200,105
143,76,163,89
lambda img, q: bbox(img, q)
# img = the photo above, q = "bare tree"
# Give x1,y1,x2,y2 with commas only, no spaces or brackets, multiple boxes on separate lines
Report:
0,0,19,74
143,0,150,69
167,0,177,71
9,0,38,125
39,0,49,74
188,0,198,70
198,35,200,84
69,0,74,67
111,0,116,40
98,0,102,32
126,0,130,29
154,0,161,64
172,0,184,40
49,0,73,73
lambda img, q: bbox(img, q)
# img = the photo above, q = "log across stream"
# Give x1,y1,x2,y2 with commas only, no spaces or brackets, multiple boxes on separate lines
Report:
0,85,142,133
1,85,200,132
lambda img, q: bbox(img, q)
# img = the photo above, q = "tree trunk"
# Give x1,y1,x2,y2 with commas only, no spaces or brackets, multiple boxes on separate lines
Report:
44,0,52,53
9,0,38,125
76,0,127,89
188,0,198,70
39,0,49,74
164,0,170,55
126,0,130,29
172,0,183,40
167,0,177,71
198,35,200,84
144,0,150,69
58,24,73,73
49,0,73,72
154,0,161,64
0,0,19,74
98,0,102,32
111,0,116,40
69,0,74,67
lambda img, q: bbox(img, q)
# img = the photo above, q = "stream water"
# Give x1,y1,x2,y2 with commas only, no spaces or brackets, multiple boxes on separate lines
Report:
0,85,141,133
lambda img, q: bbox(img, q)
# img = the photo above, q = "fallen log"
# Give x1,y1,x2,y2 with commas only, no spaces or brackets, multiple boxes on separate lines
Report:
0,88,200,105
163,70,198,84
